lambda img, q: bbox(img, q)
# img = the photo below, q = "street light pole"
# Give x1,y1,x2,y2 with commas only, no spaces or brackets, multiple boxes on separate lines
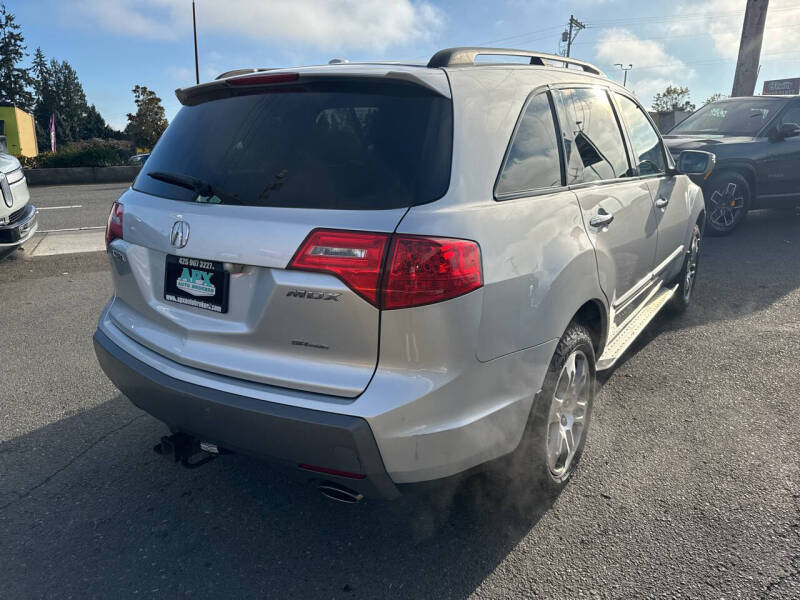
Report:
192,1,199,84
615,63,633,87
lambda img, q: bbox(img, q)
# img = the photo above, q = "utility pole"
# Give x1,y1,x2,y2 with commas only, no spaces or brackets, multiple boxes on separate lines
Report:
192,1,200,84
615,63,633,87
731,0,769,97
562,15,586,58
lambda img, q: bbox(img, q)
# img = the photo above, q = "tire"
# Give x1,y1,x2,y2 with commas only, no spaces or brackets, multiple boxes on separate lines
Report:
667,223,702,315
702,171,750,236
514,323,596,497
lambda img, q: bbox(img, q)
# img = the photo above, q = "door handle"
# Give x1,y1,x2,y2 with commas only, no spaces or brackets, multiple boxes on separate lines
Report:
589,209,614,228
655,197,670,209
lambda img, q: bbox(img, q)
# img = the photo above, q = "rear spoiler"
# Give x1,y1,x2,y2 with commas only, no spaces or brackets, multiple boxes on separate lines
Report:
175,69,451,106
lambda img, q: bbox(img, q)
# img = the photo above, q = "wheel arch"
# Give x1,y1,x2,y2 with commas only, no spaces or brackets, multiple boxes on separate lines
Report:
571,299,608,358
707,161,757,200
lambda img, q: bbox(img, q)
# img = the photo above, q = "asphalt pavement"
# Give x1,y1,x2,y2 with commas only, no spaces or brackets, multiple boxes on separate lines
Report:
32,182,129,232
0,189,798,598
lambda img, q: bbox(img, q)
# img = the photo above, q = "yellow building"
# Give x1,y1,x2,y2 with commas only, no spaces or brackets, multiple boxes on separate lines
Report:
0,103,38,157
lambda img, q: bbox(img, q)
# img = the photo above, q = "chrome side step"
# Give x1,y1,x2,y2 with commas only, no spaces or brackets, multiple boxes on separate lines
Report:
597,284,678,371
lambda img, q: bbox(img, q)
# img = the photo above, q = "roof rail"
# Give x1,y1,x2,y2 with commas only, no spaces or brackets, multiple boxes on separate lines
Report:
427,47,604,76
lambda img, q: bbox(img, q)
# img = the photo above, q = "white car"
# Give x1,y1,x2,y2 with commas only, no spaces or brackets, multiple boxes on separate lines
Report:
0,153,37,252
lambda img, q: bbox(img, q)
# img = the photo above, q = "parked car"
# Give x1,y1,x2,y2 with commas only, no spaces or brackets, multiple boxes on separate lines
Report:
129,153,150,166
664,95,800,235
94,47,713,503
0,153,37,256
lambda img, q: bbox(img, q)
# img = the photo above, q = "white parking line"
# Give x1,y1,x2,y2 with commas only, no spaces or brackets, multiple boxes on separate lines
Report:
25,230,106,257
36,205,83,211
38,226,105,233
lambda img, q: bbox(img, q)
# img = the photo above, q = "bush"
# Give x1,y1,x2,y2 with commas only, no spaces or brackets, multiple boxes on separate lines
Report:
21,139,135,169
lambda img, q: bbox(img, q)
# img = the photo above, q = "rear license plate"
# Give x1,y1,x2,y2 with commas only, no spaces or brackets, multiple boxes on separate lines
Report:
164,255,230,313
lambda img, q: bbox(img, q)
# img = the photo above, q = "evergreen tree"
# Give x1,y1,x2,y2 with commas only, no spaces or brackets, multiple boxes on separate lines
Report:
54,60,89,142
81,104,112,139
125,85,168,150
0,3,35,110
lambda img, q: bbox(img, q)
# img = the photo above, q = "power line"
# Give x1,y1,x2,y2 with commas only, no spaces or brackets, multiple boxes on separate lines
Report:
473,25,564,47
618,50,800,74
586,4,797,26
571,22,800,47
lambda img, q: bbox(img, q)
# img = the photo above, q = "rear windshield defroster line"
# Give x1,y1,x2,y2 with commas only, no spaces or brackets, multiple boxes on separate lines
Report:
134,80,453,211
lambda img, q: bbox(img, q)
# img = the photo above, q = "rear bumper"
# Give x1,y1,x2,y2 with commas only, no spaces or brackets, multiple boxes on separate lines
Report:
0,203,38,246
93,328,399,499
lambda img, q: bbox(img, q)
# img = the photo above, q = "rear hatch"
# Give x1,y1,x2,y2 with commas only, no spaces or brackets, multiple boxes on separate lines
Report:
106,71,452,398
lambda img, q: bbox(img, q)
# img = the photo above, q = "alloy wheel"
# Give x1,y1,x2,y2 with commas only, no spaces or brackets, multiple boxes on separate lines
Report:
683,231,700,302
708,182,745,229
546,350,591,478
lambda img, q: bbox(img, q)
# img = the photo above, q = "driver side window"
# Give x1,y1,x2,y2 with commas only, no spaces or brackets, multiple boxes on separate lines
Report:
779,104,800,127
615,93,666,176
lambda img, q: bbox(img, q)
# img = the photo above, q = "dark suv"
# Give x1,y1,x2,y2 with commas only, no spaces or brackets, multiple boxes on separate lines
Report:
664,95,800,235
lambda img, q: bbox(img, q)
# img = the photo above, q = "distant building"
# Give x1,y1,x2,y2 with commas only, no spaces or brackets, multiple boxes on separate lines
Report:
649,109,691,134
0,103,38,157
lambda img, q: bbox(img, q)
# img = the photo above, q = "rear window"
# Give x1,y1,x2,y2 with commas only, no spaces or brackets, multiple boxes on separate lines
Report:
134,81,453,210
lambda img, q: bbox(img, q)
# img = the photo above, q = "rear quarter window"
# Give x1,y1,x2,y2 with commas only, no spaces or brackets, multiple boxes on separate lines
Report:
495,92,562,197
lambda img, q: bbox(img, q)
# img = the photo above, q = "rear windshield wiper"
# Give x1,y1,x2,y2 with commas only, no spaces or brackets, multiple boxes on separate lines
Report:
147,171,241,205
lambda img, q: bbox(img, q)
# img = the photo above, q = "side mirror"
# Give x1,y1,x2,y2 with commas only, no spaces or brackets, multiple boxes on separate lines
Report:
772,122,800,140
676,150,715,178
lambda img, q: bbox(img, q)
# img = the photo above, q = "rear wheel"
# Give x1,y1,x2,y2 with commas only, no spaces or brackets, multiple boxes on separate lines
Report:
517,323,596,496
703,171,750,236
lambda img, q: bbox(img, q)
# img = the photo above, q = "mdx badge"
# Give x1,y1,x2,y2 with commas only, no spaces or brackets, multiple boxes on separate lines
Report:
286,289,341,301
170,220,190,248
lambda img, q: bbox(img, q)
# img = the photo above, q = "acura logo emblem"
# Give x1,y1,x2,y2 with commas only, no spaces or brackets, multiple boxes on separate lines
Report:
170,220,190,248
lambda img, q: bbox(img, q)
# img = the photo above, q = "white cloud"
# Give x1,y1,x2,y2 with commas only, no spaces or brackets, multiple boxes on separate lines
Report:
166,65,193,83
72,0,176,39
69,0,443,51
595,28,695,107
670,0,800,60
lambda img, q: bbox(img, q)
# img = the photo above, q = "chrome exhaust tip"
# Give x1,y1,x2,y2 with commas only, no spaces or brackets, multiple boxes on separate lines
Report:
318,482,364,504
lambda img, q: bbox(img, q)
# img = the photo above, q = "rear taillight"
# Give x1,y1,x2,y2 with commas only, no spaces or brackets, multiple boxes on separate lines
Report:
288,229,482,309
105,202,123,247
383,236,483,309
288,229,390,305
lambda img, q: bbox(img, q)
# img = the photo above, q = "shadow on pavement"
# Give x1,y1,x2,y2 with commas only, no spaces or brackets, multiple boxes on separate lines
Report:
0,395,553,598
602,208,800,379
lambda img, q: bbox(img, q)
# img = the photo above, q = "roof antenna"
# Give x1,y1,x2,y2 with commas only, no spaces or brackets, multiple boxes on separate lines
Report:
328,58,350,65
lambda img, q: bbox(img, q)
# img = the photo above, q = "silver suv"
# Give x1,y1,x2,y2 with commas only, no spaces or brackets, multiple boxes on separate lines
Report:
94,48,714,502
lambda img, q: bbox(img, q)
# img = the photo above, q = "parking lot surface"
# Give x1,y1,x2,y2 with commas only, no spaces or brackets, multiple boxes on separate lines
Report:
0,191,798,598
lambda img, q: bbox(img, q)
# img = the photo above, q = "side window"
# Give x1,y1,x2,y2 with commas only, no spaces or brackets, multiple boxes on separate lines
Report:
779,104,800,127
558,87,630,183
496,92,562,197
614,93,666,176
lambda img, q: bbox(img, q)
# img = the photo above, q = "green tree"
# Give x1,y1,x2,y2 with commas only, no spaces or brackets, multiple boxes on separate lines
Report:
652,85,696,113
31,50,112,147
125,85,168,150
81,104,113,139
53,60,89,142
703,93,727,106
0,3,34,110
31,46,47,100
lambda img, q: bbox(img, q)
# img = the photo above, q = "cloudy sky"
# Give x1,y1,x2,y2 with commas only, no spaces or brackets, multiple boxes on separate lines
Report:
8,0,800,130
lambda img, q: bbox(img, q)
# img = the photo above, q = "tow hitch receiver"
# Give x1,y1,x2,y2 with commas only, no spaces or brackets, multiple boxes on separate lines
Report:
154,432,224,469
